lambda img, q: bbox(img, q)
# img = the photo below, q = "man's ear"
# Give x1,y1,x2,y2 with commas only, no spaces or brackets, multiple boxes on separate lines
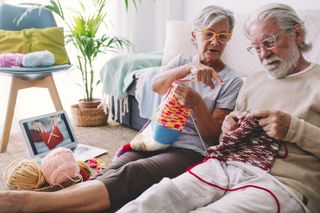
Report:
293,24,304,45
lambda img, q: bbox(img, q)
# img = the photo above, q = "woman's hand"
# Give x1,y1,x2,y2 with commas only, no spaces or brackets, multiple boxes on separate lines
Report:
31,121,46,133
50,116,58,129
189,62,224,89
247,110,291,140
173,84,202,109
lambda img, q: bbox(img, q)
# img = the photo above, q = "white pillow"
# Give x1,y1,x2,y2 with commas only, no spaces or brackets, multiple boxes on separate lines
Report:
161,20,197,66
298,10,320,64
220,13,264,77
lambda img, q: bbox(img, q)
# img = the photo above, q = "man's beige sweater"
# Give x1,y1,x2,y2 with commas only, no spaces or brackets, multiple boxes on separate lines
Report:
236,64,320,212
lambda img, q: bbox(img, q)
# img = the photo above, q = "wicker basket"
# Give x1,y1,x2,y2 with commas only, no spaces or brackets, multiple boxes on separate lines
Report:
71,104,108,127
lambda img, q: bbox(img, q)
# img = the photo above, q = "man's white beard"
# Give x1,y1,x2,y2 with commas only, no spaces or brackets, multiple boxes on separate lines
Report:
262,43,300,78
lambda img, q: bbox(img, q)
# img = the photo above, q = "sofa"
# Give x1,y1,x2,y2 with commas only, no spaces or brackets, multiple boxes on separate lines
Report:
101,10,320,131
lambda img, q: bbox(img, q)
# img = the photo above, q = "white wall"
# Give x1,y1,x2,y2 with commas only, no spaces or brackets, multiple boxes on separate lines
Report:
131,0,185,52
132,0,320,52
184,0,320,22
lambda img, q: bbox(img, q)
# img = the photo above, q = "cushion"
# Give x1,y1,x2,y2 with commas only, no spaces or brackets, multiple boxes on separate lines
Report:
0,27,69,65
161,20,197,66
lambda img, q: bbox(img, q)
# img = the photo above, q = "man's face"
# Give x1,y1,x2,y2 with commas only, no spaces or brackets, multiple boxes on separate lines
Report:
248,19,300,78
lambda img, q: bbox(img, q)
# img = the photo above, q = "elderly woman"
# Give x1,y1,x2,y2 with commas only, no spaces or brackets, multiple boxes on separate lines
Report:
0,5,242,213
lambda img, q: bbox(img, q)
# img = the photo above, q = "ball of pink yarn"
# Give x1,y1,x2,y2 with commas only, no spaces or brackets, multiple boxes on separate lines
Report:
40,147,80,186
0,53,24,67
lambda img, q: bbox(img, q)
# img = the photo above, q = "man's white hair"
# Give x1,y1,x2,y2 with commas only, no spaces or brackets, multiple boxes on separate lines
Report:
244,3,311,51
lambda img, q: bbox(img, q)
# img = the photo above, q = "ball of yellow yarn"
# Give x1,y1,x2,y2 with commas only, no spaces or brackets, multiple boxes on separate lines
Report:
4,159,46,190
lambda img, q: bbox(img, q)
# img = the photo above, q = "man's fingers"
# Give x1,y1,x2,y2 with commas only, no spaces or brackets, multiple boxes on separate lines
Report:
247,110,271,119
258,117,270,127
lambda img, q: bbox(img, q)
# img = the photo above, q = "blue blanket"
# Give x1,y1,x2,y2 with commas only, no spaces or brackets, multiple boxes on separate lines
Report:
100,52,163,99
137,66,164,119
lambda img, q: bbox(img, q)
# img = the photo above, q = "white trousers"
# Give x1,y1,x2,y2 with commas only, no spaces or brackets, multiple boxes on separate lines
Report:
117,158,309,213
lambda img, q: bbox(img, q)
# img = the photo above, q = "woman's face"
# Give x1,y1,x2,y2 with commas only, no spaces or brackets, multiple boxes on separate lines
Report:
193,19,231,67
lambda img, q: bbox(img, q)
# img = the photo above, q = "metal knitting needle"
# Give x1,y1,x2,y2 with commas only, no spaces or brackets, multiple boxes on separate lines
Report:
238,108,251,124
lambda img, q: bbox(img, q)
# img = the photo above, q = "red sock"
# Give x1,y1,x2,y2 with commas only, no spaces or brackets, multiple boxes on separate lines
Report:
116,143,132,158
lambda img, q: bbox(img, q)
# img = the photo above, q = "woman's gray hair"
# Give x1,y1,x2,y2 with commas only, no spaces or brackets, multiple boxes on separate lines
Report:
193,5,235,33
244,3,311,51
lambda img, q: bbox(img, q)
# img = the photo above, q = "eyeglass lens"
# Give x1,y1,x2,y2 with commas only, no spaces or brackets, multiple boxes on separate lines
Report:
248,34,278,54
201,30,231,43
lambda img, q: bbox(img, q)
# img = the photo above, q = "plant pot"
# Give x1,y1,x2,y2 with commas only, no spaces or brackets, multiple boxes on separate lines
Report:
78,98,101,109
71,104,108,127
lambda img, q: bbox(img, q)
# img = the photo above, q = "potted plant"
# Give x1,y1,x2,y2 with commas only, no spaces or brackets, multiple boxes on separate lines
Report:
46,0,133,126
47,0,131,106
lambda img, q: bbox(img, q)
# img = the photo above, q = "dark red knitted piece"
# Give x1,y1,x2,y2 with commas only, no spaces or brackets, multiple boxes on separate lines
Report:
205,117,280,171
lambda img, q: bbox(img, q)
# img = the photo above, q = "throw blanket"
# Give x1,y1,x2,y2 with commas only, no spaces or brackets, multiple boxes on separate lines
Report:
100,52,163,100
205,117,282,171
135,66,164,119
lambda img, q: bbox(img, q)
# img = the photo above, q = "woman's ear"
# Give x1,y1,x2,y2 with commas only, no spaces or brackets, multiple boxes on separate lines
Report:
191,31,197,46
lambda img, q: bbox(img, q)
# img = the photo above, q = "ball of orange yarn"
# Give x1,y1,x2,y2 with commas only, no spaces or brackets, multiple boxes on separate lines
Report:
4,159,46,190
40,147,80,186
77,160,92,181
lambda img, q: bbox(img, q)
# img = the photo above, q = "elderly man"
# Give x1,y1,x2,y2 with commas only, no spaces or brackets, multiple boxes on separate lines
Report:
117,3,319,213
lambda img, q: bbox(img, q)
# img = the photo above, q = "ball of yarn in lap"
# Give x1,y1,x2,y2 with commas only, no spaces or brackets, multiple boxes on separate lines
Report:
40,147,80,186
4,159,46,190
77,160,92,181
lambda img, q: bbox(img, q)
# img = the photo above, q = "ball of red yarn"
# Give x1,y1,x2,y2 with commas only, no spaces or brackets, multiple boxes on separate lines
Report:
40,147,80,186
77,161,91,181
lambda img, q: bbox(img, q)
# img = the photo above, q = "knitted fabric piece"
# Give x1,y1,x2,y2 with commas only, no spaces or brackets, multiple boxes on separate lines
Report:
157,87,191,131
39,127,64,150
205,117,280,171
152,81,191,144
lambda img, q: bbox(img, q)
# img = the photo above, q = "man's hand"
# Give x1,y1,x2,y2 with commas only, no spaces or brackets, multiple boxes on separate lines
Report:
189,62,224,88
221,111,245,134
247,110,291,140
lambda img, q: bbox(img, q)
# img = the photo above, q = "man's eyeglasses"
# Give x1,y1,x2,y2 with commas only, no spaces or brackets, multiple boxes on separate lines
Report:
247,31,286,55
199,29,232,44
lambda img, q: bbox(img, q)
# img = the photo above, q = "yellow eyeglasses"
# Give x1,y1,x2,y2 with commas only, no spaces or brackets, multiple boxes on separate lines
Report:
199,29,232,44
